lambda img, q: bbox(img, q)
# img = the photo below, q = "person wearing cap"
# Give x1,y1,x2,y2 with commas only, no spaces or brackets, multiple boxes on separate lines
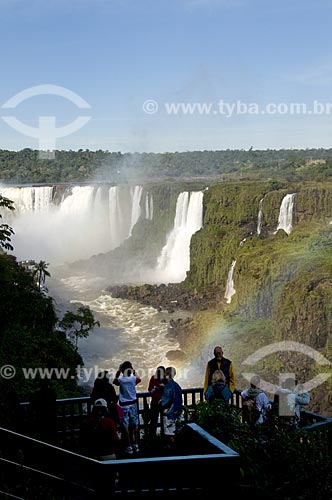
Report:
203,346,236,395
241,375,272,425
90,370,119,422
80,398,120,460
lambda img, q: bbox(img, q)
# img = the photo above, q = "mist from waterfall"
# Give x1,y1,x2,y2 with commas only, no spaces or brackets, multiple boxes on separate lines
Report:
0,184,143,264
276,193,296,235
154,191,204,283
0,184,204,285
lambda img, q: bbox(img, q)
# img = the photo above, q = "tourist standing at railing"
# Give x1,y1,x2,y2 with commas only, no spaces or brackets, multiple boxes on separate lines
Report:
90,370,120,423
113,361,141,455
147,365,166,438
203,346,236,395
160,366,183,449
29,379,57,444
241,375,272,425
204,370,232,405
80,398,120,460
274,378,310,427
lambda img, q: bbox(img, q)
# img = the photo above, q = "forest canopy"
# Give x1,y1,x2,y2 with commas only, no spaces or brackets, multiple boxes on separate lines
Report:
1,147,332,184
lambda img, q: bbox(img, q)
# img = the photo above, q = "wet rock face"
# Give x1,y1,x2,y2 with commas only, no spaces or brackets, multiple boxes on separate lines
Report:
106,283,218,312
165,350,186,361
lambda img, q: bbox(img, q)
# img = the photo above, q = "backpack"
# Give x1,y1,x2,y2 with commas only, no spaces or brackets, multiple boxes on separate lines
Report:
212,382,232,403
242,397,261,425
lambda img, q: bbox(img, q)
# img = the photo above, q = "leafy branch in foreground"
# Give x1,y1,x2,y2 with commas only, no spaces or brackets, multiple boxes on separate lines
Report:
0,195,15,251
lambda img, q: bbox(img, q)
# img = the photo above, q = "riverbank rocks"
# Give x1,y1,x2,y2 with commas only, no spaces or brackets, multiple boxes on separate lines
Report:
106,283,218,312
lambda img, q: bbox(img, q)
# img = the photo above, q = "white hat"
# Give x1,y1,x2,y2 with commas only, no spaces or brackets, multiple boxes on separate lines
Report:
94,398,108,408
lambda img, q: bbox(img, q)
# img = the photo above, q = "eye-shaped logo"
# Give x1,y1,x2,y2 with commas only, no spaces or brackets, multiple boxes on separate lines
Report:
241,340,332,394
1,84,92,159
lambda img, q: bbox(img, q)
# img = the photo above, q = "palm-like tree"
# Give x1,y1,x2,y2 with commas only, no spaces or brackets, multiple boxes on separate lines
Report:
33,260,51,290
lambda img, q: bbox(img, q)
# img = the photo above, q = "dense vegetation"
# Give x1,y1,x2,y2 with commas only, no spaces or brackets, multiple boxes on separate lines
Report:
183,400,332,500
0,251,83,424
0,195,97,429
1,147,332,183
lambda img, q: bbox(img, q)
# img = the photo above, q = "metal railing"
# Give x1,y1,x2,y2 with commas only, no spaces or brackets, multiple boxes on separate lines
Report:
20,387,332,447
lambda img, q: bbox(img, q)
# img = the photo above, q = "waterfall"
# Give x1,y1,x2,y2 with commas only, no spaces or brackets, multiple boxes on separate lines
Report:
129,185,143,236
155,191,203,283
225,260,236,304
145,193,153,221
0,184,143,263
257,197,264,235
0,186,53,212
276,193,296,235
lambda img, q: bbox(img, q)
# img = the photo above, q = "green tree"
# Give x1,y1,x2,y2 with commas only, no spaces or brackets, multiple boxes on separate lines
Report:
0,253,83,406
0,195,14,251
59,306,100,349
33,260,51,290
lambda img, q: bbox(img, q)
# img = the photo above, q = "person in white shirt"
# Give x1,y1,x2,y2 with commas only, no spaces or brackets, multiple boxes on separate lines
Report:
241,375,272,425
113,361,141,454
275,378,310,426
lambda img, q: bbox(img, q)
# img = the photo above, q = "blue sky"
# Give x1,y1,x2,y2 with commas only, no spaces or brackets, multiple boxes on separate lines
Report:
0,0,332,152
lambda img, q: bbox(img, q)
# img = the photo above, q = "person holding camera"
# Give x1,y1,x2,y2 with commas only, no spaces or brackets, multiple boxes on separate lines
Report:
113,361,141,454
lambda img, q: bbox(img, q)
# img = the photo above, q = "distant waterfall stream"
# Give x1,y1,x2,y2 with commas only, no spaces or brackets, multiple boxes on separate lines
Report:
257,197,264,235
225,260,236,304
276,193,296,235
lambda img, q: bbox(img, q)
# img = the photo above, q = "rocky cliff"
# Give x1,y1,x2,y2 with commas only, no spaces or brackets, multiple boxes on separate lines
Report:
182,181,332,416
106,180,332,416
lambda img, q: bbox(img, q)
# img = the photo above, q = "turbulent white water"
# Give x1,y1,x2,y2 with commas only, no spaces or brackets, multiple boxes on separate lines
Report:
48,273,200,391
276,193,296,235
155,191,203,283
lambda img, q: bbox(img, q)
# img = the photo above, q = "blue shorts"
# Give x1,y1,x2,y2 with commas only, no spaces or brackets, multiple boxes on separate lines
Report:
121,403,139,428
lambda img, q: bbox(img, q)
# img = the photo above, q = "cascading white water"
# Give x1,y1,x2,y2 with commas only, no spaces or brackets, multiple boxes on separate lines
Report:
257,197,264,235
155,191,203,283
145,192,153,221
276,193,296,235
129,185,143,236
0,184,143,263
224,260,236,304
1,186,54,212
